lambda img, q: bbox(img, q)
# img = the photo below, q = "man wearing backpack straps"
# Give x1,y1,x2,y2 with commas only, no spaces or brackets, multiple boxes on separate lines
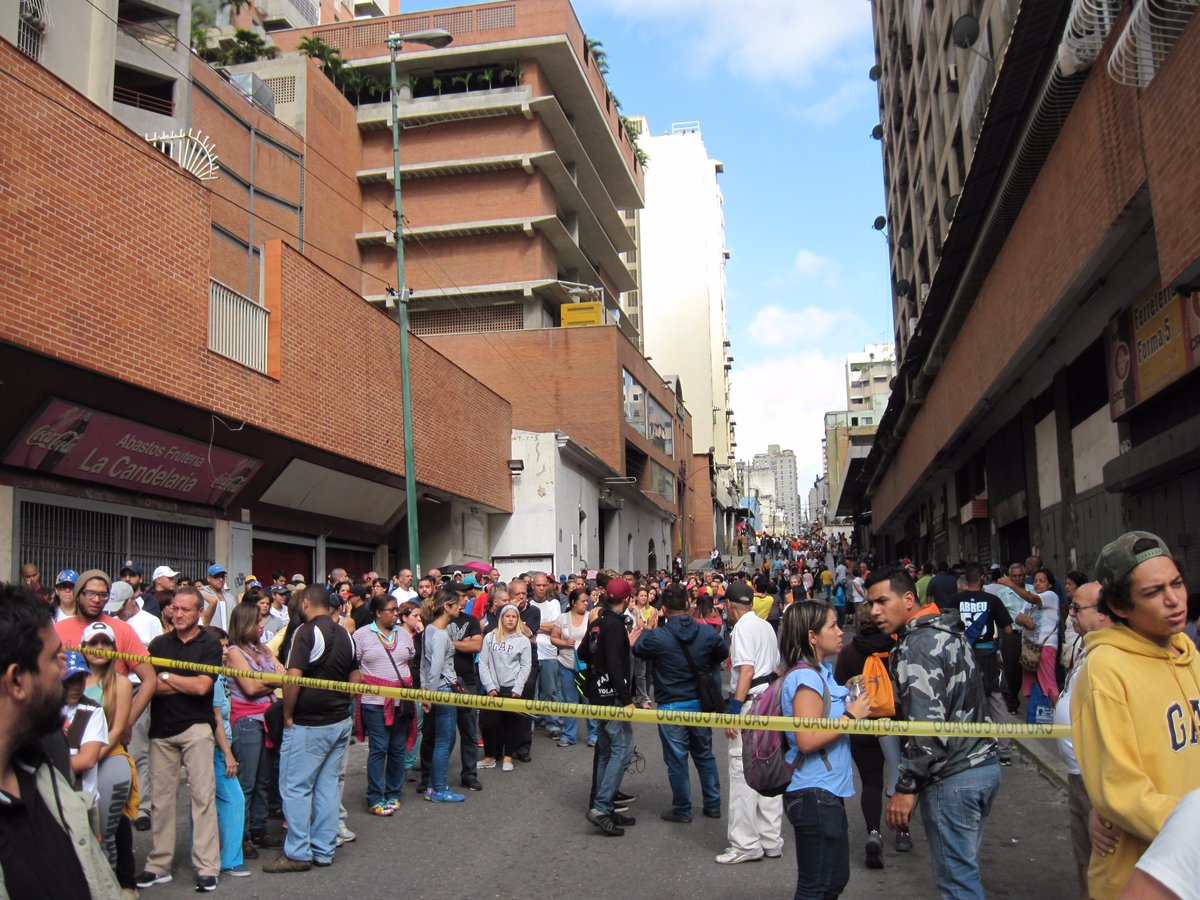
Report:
866,566,1000,900
944,563,1015,766
716,582,783,864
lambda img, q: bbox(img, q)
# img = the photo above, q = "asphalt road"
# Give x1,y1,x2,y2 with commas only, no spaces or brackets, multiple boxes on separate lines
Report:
133,722,1075,898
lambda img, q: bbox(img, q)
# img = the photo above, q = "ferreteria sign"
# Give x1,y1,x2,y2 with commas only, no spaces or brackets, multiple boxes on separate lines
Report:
3,398,261,506
1105,280,1200,418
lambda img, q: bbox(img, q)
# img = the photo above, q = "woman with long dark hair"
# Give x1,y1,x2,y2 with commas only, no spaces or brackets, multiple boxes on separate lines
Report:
419,589,466,803
778,602,871,899
352,594,416,815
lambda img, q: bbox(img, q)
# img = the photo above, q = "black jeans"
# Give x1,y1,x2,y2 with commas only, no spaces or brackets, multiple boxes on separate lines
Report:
1000,632,1023,712
784,788,850,900
848,735,885,833
479,708,526,759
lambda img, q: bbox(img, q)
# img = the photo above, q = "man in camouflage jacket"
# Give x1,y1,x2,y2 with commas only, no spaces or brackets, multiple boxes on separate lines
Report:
865,566,1001,900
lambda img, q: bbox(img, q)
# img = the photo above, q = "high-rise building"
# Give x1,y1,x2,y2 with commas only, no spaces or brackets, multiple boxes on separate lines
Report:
846,343,896,421
859,0,1200,581
747,445,799,534
639,120,735,465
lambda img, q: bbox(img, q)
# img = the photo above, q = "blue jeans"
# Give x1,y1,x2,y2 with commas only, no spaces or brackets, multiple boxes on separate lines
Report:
230,717,270,840
592,718,633,815
279,718,351,864
212,748,244,871
919,763,1000,900
536,658,563,732
784,788,849,900
656,699,721,817
361,703,410,806
428,688,458,792
557,664,581,743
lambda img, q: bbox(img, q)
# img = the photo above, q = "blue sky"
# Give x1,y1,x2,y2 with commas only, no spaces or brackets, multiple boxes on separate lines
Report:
403,0,895,496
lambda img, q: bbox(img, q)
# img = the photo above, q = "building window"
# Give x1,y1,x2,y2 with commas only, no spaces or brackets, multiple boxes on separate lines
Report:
647,395,673,457
623,369,647,436
650,460,675,502
17,0,47,61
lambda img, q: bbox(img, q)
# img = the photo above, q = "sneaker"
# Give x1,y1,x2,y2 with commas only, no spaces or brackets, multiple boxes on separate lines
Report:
135,871,172,888
477,759,497,769
263,854,311,874
311,858,332,868
547,730,561,740
715,847,764,865
660,810,692,824
613,803,630,814
462,779,484,792
336,823,356,844
221,865,251,878
764,848,783,859
196,875,218,892
515,752,532,763
865,830,884,869
999,756,1013,767
428,789,466,803
557,739,574,747
895,830,914,853
586,808,625,837
702,808,721,819
502,760,514,772
387,798,403,810
134,815,151,832
369,802,395,817
586,739,597,748
614,790,637,804
609,811,637,827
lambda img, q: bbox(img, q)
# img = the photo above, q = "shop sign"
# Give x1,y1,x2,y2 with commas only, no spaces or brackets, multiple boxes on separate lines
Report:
3,398,260,506
1105,281,1199,418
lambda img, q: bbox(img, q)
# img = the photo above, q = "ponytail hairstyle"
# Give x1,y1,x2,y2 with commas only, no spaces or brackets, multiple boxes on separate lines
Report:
422,587,459,624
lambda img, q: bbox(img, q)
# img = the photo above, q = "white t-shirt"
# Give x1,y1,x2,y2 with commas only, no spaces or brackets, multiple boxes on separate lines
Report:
200,586,235,631
124,608,164,647
1135,788,1200,899
64,702,109,803
390,587,418,603
555,611,588,669
531,599,561,661
729,611,780,696
1023,591,1060,649
1052,648,1086,775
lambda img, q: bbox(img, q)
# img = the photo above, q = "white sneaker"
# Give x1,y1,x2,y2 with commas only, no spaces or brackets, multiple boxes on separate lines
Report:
715,847,765,865
336,823,356,846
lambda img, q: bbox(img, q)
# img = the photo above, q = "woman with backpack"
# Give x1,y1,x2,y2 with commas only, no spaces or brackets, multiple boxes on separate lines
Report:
778,602,871,899
834,604,907,869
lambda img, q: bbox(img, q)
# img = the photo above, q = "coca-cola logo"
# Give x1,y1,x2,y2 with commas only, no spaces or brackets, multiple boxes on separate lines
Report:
25,426,83,453
1113,341,1131,381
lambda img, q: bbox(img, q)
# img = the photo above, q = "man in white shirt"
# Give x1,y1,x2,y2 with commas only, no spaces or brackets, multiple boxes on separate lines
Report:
718,582,783,865
530,573,564,738
199,564,236,631
389,569,417,603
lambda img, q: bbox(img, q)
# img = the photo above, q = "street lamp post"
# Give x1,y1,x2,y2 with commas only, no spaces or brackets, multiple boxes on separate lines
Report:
387,28,452,577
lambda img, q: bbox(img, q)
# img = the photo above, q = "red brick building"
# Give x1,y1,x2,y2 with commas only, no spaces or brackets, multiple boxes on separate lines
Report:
859,3,1200,584
0,37,511,583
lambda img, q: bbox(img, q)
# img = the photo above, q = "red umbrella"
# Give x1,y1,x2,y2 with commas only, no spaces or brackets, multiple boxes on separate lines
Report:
462,561,492,576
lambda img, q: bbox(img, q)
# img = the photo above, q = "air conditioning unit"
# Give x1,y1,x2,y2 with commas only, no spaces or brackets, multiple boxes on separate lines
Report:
919,282,931,302
908,316,918,338
947,63,959,91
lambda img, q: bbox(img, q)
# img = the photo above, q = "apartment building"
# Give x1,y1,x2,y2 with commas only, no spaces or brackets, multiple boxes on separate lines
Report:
859,1,1200,583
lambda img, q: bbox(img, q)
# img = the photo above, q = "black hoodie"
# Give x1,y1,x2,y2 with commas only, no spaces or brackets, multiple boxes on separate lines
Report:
578,606,632,707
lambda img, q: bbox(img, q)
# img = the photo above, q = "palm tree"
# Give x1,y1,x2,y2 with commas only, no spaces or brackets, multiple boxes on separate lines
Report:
587,37,608,75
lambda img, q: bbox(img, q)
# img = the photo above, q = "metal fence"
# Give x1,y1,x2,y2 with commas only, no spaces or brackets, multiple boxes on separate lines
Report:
208,278,268,373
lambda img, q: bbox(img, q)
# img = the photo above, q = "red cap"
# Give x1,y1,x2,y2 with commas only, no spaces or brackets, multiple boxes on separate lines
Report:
605,578,632,602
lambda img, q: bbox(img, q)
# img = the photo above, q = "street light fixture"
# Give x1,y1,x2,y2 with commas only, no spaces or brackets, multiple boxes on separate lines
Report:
387,28,453,577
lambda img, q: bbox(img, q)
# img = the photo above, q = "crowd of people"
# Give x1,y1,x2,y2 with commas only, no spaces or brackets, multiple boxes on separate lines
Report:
1,526,1197,899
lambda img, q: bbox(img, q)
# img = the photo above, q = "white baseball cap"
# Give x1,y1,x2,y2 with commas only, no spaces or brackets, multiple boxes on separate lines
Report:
81,621,118,645
105,581,135,613
151,565,180,582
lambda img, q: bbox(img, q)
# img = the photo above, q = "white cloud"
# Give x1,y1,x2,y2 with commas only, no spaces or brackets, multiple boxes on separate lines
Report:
747,304,841,347
584,0,870,83
800,80,875,125
729,351,847,494
790,249,840,284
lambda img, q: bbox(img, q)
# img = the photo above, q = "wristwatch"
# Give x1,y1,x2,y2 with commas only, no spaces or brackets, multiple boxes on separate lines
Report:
160,672,171,683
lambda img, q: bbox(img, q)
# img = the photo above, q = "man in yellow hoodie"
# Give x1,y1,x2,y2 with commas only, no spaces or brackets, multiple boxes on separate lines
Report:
1071,531,1200,900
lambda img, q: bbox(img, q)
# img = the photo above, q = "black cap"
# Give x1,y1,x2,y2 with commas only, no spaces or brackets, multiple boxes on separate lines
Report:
726,582,754,605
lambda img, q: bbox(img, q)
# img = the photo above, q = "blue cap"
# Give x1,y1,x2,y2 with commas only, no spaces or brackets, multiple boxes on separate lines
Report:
62,651,90,680
207,564,227,577
246,579,261,589
461,574,479,588
55,569,79,586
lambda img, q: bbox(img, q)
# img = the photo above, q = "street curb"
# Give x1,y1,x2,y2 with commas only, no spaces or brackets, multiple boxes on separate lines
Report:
1013,737,1068,791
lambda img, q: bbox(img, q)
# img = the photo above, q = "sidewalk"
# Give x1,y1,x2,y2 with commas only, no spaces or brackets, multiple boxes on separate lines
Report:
1001,706,1068,790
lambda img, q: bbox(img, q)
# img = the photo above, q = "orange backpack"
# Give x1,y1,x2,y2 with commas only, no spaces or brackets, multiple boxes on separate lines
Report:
861,651,896,718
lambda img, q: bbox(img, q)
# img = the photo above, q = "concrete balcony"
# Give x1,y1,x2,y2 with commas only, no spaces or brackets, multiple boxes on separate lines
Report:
257,0,318,31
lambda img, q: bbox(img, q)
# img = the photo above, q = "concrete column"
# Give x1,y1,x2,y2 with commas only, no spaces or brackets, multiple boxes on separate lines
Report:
0,485,13,581
1053,369,1078,568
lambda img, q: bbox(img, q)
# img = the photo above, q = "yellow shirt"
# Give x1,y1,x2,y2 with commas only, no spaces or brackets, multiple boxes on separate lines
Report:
821,571,833,587
751,594,773,620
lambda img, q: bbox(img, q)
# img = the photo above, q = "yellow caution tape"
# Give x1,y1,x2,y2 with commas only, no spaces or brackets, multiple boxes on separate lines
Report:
70,646,1070,739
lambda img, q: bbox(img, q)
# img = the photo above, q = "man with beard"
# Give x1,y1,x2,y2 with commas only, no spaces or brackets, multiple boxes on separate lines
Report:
0,584,122,897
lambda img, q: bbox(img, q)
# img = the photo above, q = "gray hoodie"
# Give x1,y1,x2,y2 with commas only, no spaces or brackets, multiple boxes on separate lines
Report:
479,630,532,695
421,625,457,691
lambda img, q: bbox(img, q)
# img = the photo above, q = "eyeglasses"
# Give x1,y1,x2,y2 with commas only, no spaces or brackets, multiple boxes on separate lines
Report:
1069,602,1099,613
80,590,110,601
380,606,398,614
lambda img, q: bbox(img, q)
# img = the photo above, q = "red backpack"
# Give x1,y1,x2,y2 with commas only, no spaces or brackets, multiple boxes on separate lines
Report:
742,663,831,797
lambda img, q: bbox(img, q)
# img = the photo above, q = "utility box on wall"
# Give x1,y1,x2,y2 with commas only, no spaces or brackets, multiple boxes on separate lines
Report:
561,302,603,327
